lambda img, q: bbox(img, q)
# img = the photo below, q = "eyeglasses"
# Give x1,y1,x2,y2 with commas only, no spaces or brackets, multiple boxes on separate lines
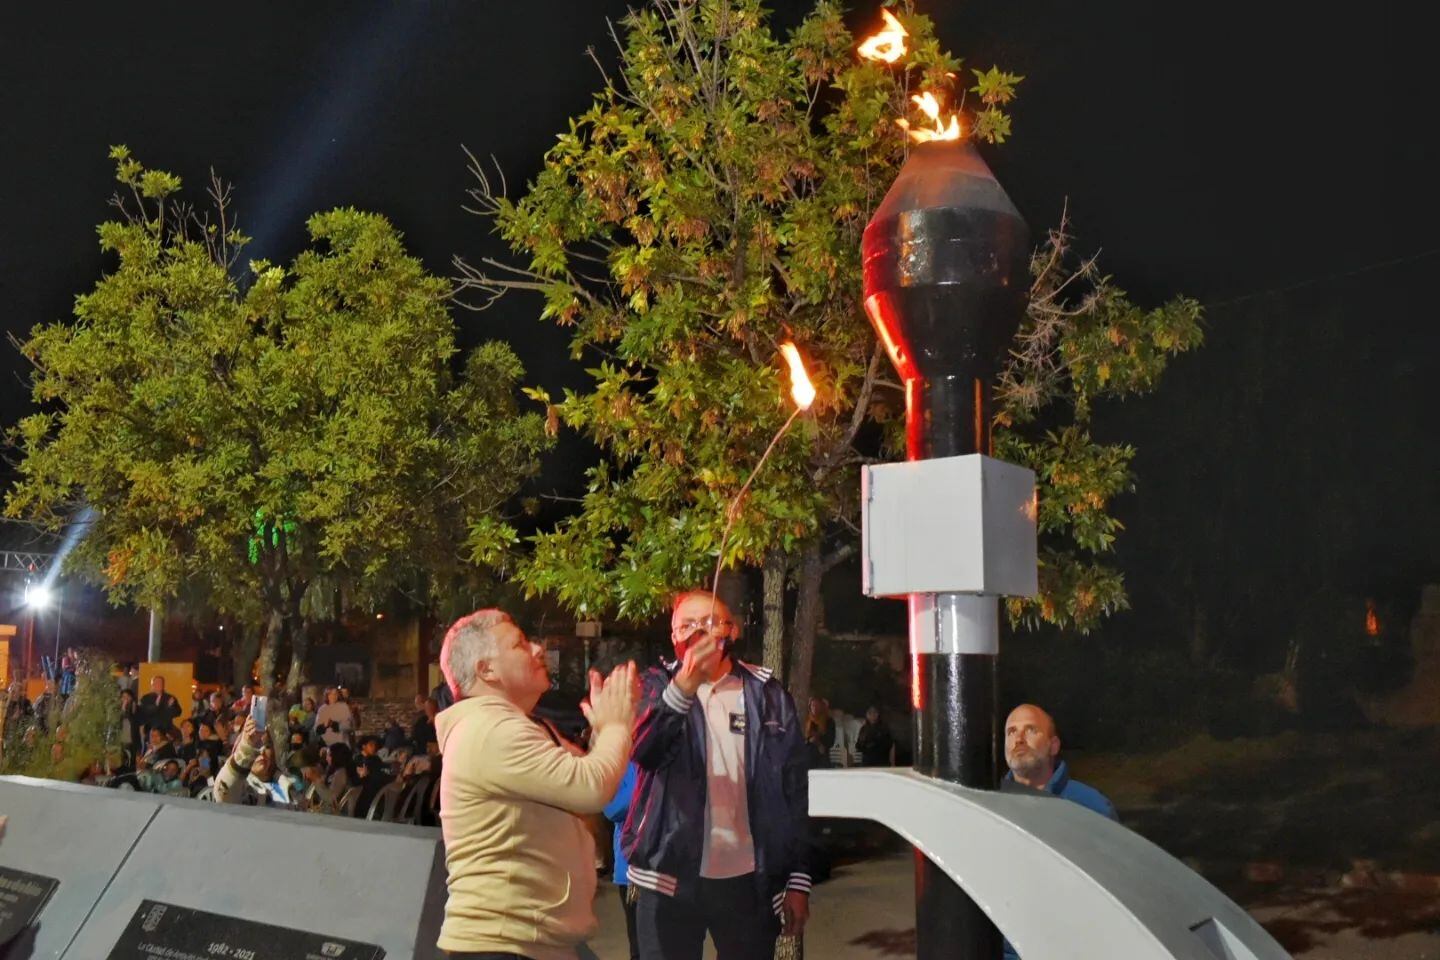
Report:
675,617,735,635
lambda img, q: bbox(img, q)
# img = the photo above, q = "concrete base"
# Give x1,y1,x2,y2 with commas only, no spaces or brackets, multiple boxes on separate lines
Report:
810,768,1291,960
0,776,159,958
0,776,445,959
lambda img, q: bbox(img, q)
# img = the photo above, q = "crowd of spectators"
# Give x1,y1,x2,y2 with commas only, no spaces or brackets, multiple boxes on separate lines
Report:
803,696,897,769
0,654,446,828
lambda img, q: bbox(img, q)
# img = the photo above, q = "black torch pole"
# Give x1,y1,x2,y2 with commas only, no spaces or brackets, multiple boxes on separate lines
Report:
863,140,1030,960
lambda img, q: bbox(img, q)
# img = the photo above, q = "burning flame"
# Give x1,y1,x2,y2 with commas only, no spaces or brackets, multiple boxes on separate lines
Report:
897,90,963,143
1365,599,1380,637
780,342,816,411
857,10,908,63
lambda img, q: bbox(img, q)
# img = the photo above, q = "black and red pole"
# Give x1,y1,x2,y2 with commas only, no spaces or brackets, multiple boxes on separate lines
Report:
862,140,1030,960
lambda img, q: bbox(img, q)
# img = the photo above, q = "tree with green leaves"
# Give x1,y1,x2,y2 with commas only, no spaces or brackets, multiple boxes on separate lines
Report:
459,0,1201,707
5,148,550,692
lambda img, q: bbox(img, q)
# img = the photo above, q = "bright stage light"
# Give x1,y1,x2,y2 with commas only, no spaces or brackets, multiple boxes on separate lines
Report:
23,583,52,611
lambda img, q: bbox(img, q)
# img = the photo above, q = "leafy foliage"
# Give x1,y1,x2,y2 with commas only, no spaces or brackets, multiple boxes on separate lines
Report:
1,653,120,781
997,215,1204,630
6,149,550,687
461,0,1202,649
460,0,1019,622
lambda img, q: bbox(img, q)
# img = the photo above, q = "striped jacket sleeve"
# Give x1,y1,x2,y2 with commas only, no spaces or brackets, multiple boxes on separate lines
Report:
632,666,691,770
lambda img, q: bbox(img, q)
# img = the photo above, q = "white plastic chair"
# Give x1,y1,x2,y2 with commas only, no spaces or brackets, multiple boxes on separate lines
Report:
395,776,430,824
365,780,403,821
337,785,362,818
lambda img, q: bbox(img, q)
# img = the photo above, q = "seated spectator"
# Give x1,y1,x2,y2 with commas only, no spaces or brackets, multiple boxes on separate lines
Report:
297,746,343,813
324,741,357,804
315,687,353,747
356,735,386,771
81,758,110,787
197,721,225,770
384,743,414,771
137,756,187,796
139,727,178,767
245,750,300,806
855,705,896,766
176,718,200,762
195,690,226,729
287,731,309,767
288,696,316,737
401,739,441,780
382,718,409,754
354,736,391,817
214,712,232,745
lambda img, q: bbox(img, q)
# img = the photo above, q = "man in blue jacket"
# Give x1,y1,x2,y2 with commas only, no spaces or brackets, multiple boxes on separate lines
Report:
623,590,811,960
604,762,641,960
1000,703,1117,960
1000,703,1117,821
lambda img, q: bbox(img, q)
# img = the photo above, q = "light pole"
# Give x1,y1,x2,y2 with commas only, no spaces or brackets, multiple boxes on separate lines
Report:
862,139,1032,960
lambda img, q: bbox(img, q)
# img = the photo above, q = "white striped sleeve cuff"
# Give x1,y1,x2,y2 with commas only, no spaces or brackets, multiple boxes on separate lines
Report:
786,872,812,894
661,681,695,715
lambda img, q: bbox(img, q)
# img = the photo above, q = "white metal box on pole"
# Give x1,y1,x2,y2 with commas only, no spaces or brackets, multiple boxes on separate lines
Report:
861,454,1038,599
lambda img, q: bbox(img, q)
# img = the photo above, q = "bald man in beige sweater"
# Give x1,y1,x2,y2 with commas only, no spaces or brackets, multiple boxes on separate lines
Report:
435,609,637,960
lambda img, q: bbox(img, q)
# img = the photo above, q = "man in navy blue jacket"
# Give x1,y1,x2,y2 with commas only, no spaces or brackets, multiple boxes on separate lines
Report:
623,590,811,960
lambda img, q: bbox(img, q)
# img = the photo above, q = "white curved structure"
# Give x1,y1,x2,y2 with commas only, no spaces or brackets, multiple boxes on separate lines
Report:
810,768,1290,960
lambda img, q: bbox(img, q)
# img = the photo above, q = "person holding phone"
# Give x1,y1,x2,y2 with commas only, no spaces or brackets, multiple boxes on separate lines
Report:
210,713,264,804
624,590,812,960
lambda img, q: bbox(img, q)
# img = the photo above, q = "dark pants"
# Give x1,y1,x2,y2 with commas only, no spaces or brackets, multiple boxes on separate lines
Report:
636,874,780,960
618,885,640,960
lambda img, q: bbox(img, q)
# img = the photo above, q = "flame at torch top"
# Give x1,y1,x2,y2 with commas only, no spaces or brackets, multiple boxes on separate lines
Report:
780,342,816,411
857,10,908,63
897,91,963,143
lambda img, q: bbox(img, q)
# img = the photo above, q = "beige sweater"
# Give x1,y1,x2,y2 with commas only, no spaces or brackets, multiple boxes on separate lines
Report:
435,691,629,960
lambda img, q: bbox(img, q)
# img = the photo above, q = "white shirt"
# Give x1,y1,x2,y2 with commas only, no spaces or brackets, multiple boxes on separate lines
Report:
697,672,755,878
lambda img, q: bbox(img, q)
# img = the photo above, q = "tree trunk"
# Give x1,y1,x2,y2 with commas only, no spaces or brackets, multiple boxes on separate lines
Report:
284,620,310,697
787,542,823,710
257,608,285,693
231,623,262,691
762,550,788,678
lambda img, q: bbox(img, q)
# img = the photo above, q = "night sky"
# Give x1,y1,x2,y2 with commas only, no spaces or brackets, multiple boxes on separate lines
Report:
2,2,1434,661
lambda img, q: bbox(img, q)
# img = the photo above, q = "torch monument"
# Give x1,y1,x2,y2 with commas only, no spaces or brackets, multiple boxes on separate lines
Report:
861,138,1035,959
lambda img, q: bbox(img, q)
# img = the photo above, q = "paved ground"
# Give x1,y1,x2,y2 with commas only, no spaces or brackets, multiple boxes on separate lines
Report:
588,851,1440,959
589,853,917,960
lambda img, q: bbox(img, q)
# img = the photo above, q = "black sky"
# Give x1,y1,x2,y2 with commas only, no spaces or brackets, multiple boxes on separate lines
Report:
1,2,1435,649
